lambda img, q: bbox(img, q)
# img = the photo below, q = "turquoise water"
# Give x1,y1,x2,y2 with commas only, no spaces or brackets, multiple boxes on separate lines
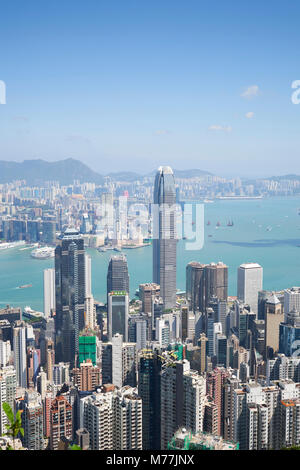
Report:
1,197,300,312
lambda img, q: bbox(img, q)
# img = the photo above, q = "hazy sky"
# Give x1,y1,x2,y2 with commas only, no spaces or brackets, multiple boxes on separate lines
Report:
0,0,300,177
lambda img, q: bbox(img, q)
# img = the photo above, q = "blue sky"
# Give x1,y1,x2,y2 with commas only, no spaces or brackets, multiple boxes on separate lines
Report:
0,0,300,177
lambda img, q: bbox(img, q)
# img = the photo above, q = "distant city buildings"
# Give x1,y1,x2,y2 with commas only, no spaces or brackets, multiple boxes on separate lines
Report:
1,167,300,451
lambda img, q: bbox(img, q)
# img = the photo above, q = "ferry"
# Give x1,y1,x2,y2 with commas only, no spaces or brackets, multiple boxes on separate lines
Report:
0,241,26,251
31,246,55,259
23,306,44,320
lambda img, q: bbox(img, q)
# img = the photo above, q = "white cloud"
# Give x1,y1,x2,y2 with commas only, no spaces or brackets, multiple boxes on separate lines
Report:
209,125,232,132
245,112,254,119
241,85,260,99
155,129,171,135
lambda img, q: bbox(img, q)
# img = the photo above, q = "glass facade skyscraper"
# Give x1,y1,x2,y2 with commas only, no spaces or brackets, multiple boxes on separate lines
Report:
54,228,85,368
153,166,177,310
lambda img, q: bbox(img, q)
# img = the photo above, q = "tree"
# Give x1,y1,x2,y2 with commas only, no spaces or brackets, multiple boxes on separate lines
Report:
2,402,24,450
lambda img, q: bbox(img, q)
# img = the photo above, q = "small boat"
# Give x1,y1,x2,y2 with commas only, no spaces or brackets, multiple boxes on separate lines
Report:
18,284,32,289
216,221,221,227
227,220,234,227
207,221,211,226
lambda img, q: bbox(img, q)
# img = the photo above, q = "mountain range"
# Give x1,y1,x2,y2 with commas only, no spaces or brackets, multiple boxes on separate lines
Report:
0,158,213,185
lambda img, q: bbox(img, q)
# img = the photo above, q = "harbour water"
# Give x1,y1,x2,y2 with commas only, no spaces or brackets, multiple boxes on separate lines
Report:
0,196,300,312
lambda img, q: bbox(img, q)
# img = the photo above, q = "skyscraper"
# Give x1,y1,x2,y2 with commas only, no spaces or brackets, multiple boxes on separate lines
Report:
107,292,129,342
153,166,177,310
107,255,129,297
13,321,27,388
138,351,162,450
186,262,228,313
43,268,55,319
54,228,86,368
237,263,263,315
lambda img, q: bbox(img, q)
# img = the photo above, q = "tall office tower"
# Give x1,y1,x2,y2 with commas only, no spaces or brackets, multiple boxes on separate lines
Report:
206,308,215,357
186,262,228,314
128,315,148,350
264,293,284,359
138,352,162,450
54,228,86,368
181,305,195,342
216,335,228,367
80,385,142,450
213,322,222,356
53,362,70,386
13,321,27,388
139,283,160,314
258,290,272,320
43,268,55,319
0,319,12,345
160,360,206,449
153,166,177,310
186,262,206,313
50,396,73,450
27,220,40,243
42,220,56,245
107,291,129,342
85,254,92,298
0,366,16,436
19,390,44,450
237,263,263,315
205,262,228,306
284,287,300,319
72,359,101,391
107,255,129,296
217,300,228,336
139,283,160,334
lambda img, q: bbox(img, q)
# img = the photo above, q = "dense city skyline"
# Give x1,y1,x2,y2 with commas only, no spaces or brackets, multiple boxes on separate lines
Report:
1,0,300,455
